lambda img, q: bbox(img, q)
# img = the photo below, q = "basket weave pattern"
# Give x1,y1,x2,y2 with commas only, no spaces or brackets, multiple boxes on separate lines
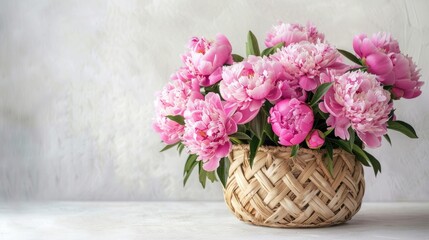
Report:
224,145,365,228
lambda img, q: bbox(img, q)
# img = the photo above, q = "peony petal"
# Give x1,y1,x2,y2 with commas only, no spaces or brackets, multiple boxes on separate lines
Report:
353,34,367,57
235,106,260,124
357,131,381,148
361,38,377,56
215,142,232,158
203,157,221,171
299,76,318,91
366,52,393,75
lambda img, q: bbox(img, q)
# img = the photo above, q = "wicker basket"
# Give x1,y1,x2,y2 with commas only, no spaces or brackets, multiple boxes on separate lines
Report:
223,144,365,228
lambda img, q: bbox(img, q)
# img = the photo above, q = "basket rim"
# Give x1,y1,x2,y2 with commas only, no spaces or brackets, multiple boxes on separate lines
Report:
231,144,350,155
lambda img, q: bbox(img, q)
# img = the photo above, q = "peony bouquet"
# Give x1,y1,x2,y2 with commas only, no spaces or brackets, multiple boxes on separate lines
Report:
153,22,423,188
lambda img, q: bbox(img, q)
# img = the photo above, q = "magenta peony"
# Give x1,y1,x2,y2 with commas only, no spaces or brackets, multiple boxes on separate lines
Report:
268,98,314,146
182,93,238,171
265,22,325,48
220,56,283,124
320,71,393,148
353,33,399,84
153,74,203,144
306,130,325,149
271,41,347,91
389,54,423,99
181,34,233,86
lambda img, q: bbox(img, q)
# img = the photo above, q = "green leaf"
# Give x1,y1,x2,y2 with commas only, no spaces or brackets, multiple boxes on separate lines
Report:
314,104,329,120
348,66,367,72
204,83,220,94
229,137,242,144
337,49,362,66
264,124,278,143
177,142,185,156
246,31,260,56
166,115,185,125
229,132,251,140
352,144,370,167
309,82,333,107
249,137,261,168
183,154,198,186
261,48,272,57
198,162,207,188
324,128,334,137
207,171,217,182
248,109,266,139
290,145,299,158
328,138,352,153
364,150,382,176
160,142,180,152
183,154,198,175
348,127,355,151
261,42,284,56
216,157,230,188
387,120,418,138
383,134,392,146
325,141,334,176
237,124,247,133
232,54,244,62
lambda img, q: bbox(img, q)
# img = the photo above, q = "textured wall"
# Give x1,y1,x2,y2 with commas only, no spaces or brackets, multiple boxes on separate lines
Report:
0,0,428,201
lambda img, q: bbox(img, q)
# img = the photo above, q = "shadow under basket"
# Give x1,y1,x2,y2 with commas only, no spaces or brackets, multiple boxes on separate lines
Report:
223,144,365,228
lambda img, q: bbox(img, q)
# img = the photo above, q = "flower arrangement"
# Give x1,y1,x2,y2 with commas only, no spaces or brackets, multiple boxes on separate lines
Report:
153,22,423,188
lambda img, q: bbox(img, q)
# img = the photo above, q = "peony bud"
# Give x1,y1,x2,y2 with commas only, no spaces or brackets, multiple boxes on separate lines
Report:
306,130,325,149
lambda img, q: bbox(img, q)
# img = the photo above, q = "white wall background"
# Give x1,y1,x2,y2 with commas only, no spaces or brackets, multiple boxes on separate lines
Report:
0,0,428,201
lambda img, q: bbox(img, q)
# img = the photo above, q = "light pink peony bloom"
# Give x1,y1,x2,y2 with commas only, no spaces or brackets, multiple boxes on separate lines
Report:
153,75,203,144
268,98,314,146
271,41,347,91
265,22,325,48
182,34,233,86
182,93,238,171
369,32,400,54
388,54,423,99
320,71,393,148
170,66,205,87
220,56,283,124
306,130,325,149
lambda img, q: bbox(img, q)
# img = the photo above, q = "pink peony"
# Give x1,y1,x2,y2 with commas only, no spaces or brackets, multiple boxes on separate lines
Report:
265,22,325,48
306,129,325,149
268,98,314,146
277,77,307,101
271,41,347,91
153,75,203,144
170,66,205,87
353,33,399,84
220,56,283,124
182,34,233,86
369,32,400,54
388,54,423,99
320,71,393,148
182,93,238,171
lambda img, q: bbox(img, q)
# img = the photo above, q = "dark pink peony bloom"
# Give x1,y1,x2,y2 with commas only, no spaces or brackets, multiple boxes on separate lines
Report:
268,98,314,146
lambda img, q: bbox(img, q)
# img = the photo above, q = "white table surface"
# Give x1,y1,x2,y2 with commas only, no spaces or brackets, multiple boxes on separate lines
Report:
1,202,428,240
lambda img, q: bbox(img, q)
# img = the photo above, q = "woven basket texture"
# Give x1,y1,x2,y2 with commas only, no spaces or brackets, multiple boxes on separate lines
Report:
224,144,365,228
